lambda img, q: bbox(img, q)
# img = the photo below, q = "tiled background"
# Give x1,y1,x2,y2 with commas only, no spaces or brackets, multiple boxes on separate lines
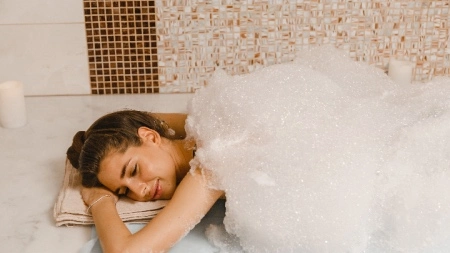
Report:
84,1,160,94
86,0,449,94
156,0,450,92
0,0,448,95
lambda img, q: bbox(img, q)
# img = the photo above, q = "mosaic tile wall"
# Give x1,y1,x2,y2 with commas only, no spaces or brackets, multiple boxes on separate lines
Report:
84,0,450,94
84,0,159,94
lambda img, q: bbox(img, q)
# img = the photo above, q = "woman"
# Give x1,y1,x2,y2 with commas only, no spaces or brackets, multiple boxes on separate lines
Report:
67,110,224,253
69,46,450,253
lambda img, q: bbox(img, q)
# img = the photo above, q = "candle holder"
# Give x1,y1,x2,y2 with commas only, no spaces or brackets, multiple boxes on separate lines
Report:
0,81,27,128
388,58,415,86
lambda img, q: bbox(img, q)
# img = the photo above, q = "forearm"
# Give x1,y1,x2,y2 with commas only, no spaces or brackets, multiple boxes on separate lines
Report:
89,198,132,253
87,169,223,253
135,170,223,250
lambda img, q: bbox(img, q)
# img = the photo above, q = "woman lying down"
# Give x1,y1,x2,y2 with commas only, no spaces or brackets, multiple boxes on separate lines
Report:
67,111,224,253
67,49,450,252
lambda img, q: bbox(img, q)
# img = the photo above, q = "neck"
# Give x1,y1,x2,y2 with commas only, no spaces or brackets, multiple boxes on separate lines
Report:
164,138,195,183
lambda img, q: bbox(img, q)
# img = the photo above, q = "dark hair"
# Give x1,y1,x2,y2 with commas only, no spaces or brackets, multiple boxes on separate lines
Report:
66,110,176,187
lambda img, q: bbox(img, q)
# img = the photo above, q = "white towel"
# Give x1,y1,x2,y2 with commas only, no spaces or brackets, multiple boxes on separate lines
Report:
54,159,168,226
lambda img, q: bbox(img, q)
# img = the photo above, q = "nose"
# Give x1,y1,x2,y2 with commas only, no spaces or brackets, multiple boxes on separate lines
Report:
127,178,147,200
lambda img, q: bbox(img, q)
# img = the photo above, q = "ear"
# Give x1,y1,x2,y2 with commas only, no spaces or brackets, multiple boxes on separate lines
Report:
137,127,161,145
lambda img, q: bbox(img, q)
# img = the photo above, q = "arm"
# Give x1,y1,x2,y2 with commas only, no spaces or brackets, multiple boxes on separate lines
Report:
85,169,223,253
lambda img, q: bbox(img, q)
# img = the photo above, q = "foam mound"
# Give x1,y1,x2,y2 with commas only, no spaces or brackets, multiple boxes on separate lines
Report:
186,46,450,252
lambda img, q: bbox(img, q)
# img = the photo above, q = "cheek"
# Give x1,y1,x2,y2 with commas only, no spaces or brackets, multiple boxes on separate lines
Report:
147,156,174,177
163,181,177,199
140,164,155,180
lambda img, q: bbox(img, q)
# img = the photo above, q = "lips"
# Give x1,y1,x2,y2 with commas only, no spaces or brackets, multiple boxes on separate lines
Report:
150,179,162,201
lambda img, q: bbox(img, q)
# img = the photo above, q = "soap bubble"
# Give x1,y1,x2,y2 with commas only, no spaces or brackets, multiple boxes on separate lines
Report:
186,46,450,252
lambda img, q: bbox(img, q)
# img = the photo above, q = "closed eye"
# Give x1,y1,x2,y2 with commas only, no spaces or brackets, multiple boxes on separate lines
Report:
116,164,138,197
122,164,137,197
131,164,138,176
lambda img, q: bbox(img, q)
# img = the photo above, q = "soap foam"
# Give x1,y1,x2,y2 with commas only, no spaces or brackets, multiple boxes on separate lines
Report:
186,45,450,252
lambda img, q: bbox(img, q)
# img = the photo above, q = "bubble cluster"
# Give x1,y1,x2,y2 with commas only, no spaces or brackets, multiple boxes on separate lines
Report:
185,45,450,252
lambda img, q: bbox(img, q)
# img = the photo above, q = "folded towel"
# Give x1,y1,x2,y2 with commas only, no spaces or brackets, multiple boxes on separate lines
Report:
54,159,168,226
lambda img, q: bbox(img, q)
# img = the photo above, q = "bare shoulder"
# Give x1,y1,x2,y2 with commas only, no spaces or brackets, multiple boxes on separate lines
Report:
152,113,188,138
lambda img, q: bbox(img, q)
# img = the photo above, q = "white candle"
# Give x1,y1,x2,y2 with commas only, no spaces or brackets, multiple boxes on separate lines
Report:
388,58,415,85
0,81,27,128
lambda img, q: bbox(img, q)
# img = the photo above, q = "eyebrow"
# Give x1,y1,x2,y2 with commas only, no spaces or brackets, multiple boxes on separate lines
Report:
115,158,131,195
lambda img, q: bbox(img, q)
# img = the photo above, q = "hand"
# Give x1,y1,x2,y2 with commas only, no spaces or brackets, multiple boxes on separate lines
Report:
81,187,119,207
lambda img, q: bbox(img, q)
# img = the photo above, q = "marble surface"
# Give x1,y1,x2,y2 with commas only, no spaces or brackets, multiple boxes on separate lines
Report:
0,94,225,253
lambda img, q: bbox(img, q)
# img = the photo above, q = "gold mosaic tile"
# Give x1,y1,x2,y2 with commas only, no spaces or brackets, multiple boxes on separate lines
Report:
84,0,159,94
84,0,449,94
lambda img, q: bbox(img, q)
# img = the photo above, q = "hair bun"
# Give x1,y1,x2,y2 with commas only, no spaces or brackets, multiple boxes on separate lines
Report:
66,131,86,169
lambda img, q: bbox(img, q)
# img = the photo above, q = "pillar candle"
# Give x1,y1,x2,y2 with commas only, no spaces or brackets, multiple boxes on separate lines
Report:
388,58,415,86
0,81,27,128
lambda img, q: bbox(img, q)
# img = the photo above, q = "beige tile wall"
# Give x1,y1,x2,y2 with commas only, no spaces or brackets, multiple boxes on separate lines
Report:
84,0,450,94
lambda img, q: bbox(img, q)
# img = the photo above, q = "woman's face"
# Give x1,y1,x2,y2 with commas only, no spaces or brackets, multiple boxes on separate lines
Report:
97,128,178,201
